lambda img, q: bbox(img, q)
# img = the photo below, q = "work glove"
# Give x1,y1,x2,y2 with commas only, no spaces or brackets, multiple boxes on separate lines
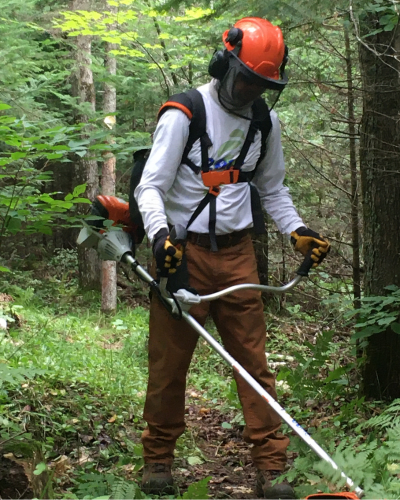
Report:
290,226,330,268
153,228,184,278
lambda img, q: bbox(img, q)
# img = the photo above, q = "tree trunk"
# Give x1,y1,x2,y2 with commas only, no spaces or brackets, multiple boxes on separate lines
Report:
101,18,118,314
71,0,100,289
344,26,361,309
359,17,400,400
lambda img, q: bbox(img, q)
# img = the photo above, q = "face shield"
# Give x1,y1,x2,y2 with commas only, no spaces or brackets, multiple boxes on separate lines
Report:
217,54,286,114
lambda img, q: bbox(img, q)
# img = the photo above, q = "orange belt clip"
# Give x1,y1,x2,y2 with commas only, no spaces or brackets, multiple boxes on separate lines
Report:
201,168,240,189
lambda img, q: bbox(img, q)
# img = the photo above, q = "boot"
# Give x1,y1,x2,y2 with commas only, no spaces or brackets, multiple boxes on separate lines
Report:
256,469,296,499
141,463,175,495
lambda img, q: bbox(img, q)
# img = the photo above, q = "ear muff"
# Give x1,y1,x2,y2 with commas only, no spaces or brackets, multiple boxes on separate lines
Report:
225,27,243,47
208,27,243,80
208,49,229,80
280,45,289,80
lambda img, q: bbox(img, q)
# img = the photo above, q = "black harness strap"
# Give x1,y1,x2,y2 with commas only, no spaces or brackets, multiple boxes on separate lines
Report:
236,98,273,236
249,184,265,234
234,121,259,170
181,89,212,171
186,191,214,229
208,195,218,252
159,90,273,251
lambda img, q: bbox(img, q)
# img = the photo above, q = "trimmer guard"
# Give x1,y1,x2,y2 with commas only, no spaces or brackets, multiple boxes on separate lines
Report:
306,493,360,499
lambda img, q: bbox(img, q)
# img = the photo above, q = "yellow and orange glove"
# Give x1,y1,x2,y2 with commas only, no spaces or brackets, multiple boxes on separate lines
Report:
153,228,184,278
290,226,330,268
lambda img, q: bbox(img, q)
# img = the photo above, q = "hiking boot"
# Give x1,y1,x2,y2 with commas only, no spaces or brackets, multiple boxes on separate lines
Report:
256,469,296,499
141,463,175,495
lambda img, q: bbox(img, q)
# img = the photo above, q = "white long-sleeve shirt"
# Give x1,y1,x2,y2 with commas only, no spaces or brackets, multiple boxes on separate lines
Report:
135,82,304,241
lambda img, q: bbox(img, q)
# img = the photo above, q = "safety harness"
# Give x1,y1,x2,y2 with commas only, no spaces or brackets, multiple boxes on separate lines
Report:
158,89,272,251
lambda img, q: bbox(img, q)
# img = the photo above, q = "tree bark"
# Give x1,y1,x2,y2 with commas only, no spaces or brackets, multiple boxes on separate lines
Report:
344,26,361,309
359,17,400,400
71,0,100,289
101,14,118,314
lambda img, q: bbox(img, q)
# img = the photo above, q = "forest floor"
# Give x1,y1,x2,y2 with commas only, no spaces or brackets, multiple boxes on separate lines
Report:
0,261,378,499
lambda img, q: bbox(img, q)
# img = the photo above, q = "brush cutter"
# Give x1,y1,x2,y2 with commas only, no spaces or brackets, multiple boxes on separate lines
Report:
77,222,364,499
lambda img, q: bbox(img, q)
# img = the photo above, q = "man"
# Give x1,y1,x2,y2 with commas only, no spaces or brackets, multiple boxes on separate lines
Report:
135,17,330,499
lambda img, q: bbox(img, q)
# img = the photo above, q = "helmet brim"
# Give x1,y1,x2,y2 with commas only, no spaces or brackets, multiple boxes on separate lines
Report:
228,51,288,91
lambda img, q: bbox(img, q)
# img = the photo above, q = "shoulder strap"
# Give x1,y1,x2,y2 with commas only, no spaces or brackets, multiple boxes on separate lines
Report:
252,97,272,166
182,89,212,174
237,98,272,236
157,90,211,175
237,98,272,182
158,92,195,121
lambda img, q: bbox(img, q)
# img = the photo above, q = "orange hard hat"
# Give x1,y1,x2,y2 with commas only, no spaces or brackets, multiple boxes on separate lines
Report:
223,17,287,84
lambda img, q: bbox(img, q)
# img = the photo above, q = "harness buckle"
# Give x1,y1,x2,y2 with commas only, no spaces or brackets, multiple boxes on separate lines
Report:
209,185,221,196
201,168,240,188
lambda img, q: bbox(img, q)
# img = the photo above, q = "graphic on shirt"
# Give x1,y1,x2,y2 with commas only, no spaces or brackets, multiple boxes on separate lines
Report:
208,128,246,171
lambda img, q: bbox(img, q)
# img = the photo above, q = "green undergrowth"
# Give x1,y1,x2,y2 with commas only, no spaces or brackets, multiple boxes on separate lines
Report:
1,268,400,498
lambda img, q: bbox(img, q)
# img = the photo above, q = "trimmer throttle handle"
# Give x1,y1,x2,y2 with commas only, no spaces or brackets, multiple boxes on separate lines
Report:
169,224,187,246
296,250,315,277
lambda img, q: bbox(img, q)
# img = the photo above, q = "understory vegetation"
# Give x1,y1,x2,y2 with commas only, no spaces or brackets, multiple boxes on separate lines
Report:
1,249,400,499
1,0,400,498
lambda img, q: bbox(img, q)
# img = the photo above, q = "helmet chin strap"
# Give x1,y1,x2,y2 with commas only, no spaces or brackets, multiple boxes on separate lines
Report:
269,90,284,110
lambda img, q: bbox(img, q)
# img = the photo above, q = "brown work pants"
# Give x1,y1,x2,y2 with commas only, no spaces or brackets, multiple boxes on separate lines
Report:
142,234,289,470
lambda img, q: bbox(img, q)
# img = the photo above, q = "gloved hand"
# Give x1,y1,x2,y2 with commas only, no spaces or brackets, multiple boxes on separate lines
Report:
290,226,330,268
153,228,184,278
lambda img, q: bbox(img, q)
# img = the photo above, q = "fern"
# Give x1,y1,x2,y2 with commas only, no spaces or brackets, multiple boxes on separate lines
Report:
290,425,400,499
74,472,145,500
110,477,143,500
75,472,112,498
357,399,400,431
0,363,44,389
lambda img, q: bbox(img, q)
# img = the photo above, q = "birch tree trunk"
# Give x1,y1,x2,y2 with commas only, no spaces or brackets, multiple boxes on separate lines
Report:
71,0,100,289
358,17,400,400
101,9,118,313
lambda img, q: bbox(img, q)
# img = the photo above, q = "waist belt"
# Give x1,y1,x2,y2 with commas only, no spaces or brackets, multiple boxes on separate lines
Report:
187,229,249,249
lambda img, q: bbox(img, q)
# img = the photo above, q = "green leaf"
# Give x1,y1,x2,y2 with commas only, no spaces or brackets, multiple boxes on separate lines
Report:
73,184,86,196
45,153,63,160
11,152,27,160
182,476,211,499
187,456,203,466
0,266,11,272
384,23,396,31
33,462,47,476
221,421,232,429
68,139,90,149
352,325,383,340
72,198,91,204
50,145,70,151
377,315,397,326
6,217,22,231
0,103,11,110
391,323,400,334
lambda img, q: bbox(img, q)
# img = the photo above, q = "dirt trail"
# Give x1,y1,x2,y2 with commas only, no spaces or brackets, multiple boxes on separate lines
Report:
176,405,260,498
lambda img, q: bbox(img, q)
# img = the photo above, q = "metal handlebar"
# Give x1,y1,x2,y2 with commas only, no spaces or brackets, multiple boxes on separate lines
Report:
199,276,302,302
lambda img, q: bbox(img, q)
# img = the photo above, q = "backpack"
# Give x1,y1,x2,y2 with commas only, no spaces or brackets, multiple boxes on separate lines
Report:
128,89,272,249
